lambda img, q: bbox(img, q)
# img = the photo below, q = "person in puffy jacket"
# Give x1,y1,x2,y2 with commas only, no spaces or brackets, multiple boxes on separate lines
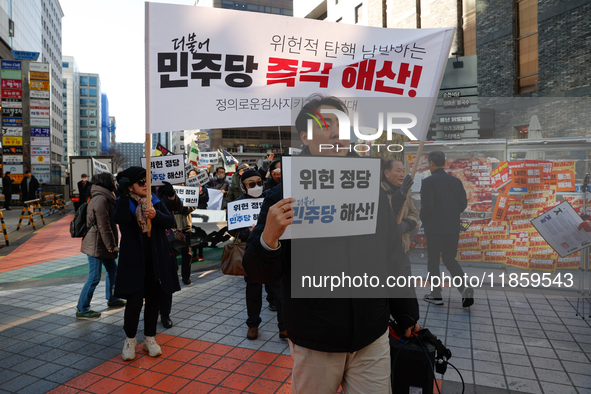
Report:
76,173,125,320
113,166,180,361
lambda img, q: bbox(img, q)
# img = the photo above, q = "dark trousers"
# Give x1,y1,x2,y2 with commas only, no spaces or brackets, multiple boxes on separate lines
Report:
245,276,284,331
181,229,192,281
426,233,465,297
123,234,162,338
123,279,162,338
2,194,10,209
159,289,172,320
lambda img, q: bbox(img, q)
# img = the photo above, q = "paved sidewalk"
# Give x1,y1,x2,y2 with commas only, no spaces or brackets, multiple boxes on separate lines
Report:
0,214,590,393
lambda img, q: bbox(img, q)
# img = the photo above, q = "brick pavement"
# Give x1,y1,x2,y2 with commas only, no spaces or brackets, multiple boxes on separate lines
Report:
0,214,590,393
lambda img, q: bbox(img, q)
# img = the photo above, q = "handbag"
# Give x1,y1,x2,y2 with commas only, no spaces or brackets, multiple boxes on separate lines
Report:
221,237,246,276
166,228,186,251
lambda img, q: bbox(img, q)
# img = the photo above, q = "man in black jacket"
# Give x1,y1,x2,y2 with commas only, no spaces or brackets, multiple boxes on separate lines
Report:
242,96,418,393
420,151,474,307
21,170,40,202
75,173,91,211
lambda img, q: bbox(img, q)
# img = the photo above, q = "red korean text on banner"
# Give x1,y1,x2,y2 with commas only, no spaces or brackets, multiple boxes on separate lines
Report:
341,60,423,97
492,193,521,222
510,166,544,188
551,170,576,192
490,161,511,191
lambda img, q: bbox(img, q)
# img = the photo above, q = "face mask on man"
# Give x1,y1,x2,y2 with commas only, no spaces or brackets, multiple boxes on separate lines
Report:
217,174,225,180
247,185,263,198
81,177,88,182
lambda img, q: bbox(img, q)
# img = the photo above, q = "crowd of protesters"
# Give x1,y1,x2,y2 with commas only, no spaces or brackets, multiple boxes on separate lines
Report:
67,95,499,393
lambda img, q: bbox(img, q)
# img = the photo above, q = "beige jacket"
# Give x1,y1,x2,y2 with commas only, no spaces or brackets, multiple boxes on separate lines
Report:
381,181,419,253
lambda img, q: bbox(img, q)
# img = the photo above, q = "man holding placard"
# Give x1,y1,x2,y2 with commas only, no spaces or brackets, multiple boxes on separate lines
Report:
242,96,418,393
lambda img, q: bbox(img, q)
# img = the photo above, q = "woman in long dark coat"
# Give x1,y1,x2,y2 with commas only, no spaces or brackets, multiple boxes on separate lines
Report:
113,166,180,361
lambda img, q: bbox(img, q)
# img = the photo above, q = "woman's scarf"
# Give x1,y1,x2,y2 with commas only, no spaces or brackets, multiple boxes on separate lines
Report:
130,192,150,233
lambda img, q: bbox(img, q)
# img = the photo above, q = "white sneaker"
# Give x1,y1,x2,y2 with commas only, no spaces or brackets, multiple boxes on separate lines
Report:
423,293,444,305
122,337,137,361
143,336,162,357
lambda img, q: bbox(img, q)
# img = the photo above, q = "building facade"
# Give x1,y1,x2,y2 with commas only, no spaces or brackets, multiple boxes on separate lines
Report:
61,56,80,165
41,0,65,170
101,93,110,152
0,0,65,185
117,142,145,170
78,73,101,156
296,0,590,142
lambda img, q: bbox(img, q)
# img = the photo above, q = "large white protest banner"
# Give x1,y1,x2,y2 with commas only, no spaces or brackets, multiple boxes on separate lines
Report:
227,198,264,231
92,158,111,174
141,154,185,186
281,156,381,240
531,200,591,257
145,3,453,140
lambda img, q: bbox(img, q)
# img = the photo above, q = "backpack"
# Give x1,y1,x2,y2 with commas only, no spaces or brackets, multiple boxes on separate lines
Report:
70,202,95,238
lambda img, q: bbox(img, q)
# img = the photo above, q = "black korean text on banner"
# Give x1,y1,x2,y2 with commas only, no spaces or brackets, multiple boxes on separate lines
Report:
227,198,264,231
172,185,202,206
281,156,380,239
187,170,210,187
530,200,591,258
141,154,185,186
145,3,454,135
92,158,111,175
199,151,219,165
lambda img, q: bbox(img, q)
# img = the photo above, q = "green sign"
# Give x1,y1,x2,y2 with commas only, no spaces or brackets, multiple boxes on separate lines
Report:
1,69,21,80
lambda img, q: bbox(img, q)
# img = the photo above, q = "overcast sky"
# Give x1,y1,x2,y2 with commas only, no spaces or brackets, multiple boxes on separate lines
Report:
60,0,196,143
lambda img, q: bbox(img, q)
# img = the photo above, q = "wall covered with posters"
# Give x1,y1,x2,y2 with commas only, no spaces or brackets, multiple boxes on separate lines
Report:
405,138,591,273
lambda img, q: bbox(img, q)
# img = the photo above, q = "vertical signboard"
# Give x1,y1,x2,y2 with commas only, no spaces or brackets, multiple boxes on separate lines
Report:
28,63,51,183
1,60,24,183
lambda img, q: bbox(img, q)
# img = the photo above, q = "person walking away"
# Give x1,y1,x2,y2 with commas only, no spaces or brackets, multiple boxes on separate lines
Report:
113,166,180,360
226,163,249,204
208,167,230,209
243,95,419,393
75,173,91,211
420,151,473,307
21,170,40,203
230,169,286,340
2,171,13,210
76,173,126,319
